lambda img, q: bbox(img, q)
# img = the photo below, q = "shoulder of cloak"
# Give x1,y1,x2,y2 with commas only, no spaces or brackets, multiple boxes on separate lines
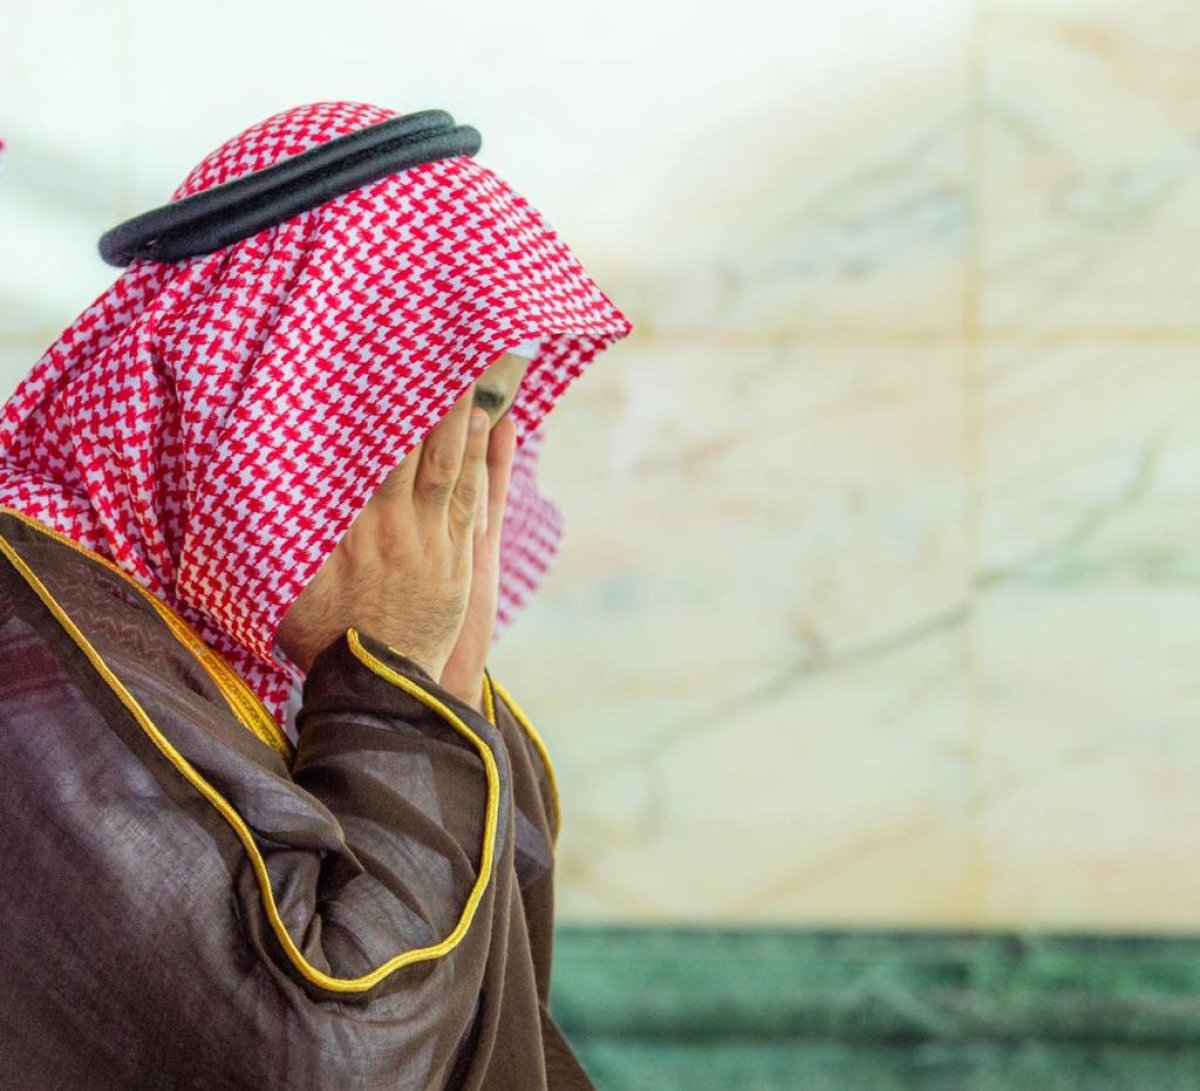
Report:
0,506,294,764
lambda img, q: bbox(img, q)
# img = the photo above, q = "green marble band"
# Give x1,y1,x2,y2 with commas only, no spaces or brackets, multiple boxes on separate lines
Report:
550,927,1200,1089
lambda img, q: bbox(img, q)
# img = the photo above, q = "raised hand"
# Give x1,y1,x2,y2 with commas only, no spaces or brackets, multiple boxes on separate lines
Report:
275,384,492,681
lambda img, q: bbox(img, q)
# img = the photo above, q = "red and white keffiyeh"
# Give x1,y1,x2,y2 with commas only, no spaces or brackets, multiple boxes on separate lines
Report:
0,101,632,735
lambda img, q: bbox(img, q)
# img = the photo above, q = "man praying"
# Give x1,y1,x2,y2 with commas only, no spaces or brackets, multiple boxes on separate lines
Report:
0,100,631,1090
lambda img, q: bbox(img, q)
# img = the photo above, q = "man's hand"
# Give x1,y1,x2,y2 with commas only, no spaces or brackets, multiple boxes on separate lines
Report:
439,414,518,713
275,385,491,681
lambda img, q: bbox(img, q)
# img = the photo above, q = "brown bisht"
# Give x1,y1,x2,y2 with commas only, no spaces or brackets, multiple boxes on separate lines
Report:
0,508,594,1090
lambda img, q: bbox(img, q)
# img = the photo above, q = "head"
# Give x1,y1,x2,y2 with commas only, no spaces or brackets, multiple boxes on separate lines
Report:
0,101,632,728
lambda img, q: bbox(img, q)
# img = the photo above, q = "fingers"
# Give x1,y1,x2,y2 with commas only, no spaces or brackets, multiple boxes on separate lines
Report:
389,386,504,551
449,406,490,535
473,416,518,539
484,415,517,540
474,456,490,539
412,387,476,509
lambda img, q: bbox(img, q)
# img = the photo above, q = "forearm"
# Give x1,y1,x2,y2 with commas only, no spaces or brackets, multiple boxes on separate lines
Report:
281,627,511,1002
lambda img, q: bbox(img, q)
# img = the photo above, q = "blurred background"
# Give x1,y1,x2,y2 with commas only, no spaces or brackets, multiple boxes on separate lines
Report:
4,1,1198,1086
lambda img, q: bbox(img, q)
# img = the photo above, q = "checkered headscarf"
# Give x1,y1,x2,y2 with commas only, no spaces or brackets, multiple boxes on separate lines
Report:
0,102,632,732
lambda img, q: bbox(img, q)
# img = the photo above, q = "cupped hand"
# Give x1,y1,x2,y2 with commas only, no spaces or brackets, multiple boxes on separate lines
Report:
275,384,492,681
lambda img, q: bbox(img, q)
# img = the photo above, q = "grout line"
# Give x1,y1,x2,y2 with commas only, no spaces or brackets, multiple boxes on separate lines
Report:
963,0,988,931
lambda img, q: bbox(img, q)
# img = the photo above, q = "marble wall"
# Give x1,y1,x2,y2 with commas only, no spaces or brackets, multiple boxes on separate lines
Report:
1,0,1195,930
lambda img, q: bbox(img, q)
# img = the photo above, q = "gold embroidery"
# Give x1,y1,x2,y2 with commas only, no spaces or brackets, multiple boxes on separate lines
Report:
347,628,501,969
483,669,561,846
0,535,500,993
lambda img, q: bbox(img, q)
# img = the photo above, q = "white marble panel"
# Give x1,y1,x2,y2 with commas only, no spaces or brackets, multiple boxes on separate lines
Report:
0,1,130,344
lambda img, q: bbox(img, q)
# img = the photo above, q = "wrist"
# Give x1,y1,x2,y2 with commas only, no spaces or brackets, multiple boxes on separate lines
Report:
440,668,485,714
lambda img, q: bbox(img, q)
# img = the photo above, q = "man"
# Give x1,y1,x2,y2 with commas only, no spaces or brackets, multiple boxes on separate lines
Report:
0,102,632,1089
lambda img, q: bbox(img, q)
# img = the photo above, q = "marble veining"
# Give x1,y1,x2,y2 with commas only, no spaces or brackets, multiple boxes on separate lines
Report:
1,0,1197,931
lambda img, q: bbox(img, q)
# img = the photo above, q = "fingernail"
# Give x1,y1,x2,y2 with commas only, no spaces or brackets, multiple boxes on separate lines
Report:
470,409,488,433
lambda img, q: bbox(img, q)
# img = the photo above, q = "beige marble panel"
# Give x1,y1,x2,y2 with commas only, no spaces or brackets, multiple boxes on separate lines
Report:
976,336,1200,930
981,0,1200,335
978,586,1200,930
491,333,975,923
977,0,1200,930
483,4,980,923
556,631,976,925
